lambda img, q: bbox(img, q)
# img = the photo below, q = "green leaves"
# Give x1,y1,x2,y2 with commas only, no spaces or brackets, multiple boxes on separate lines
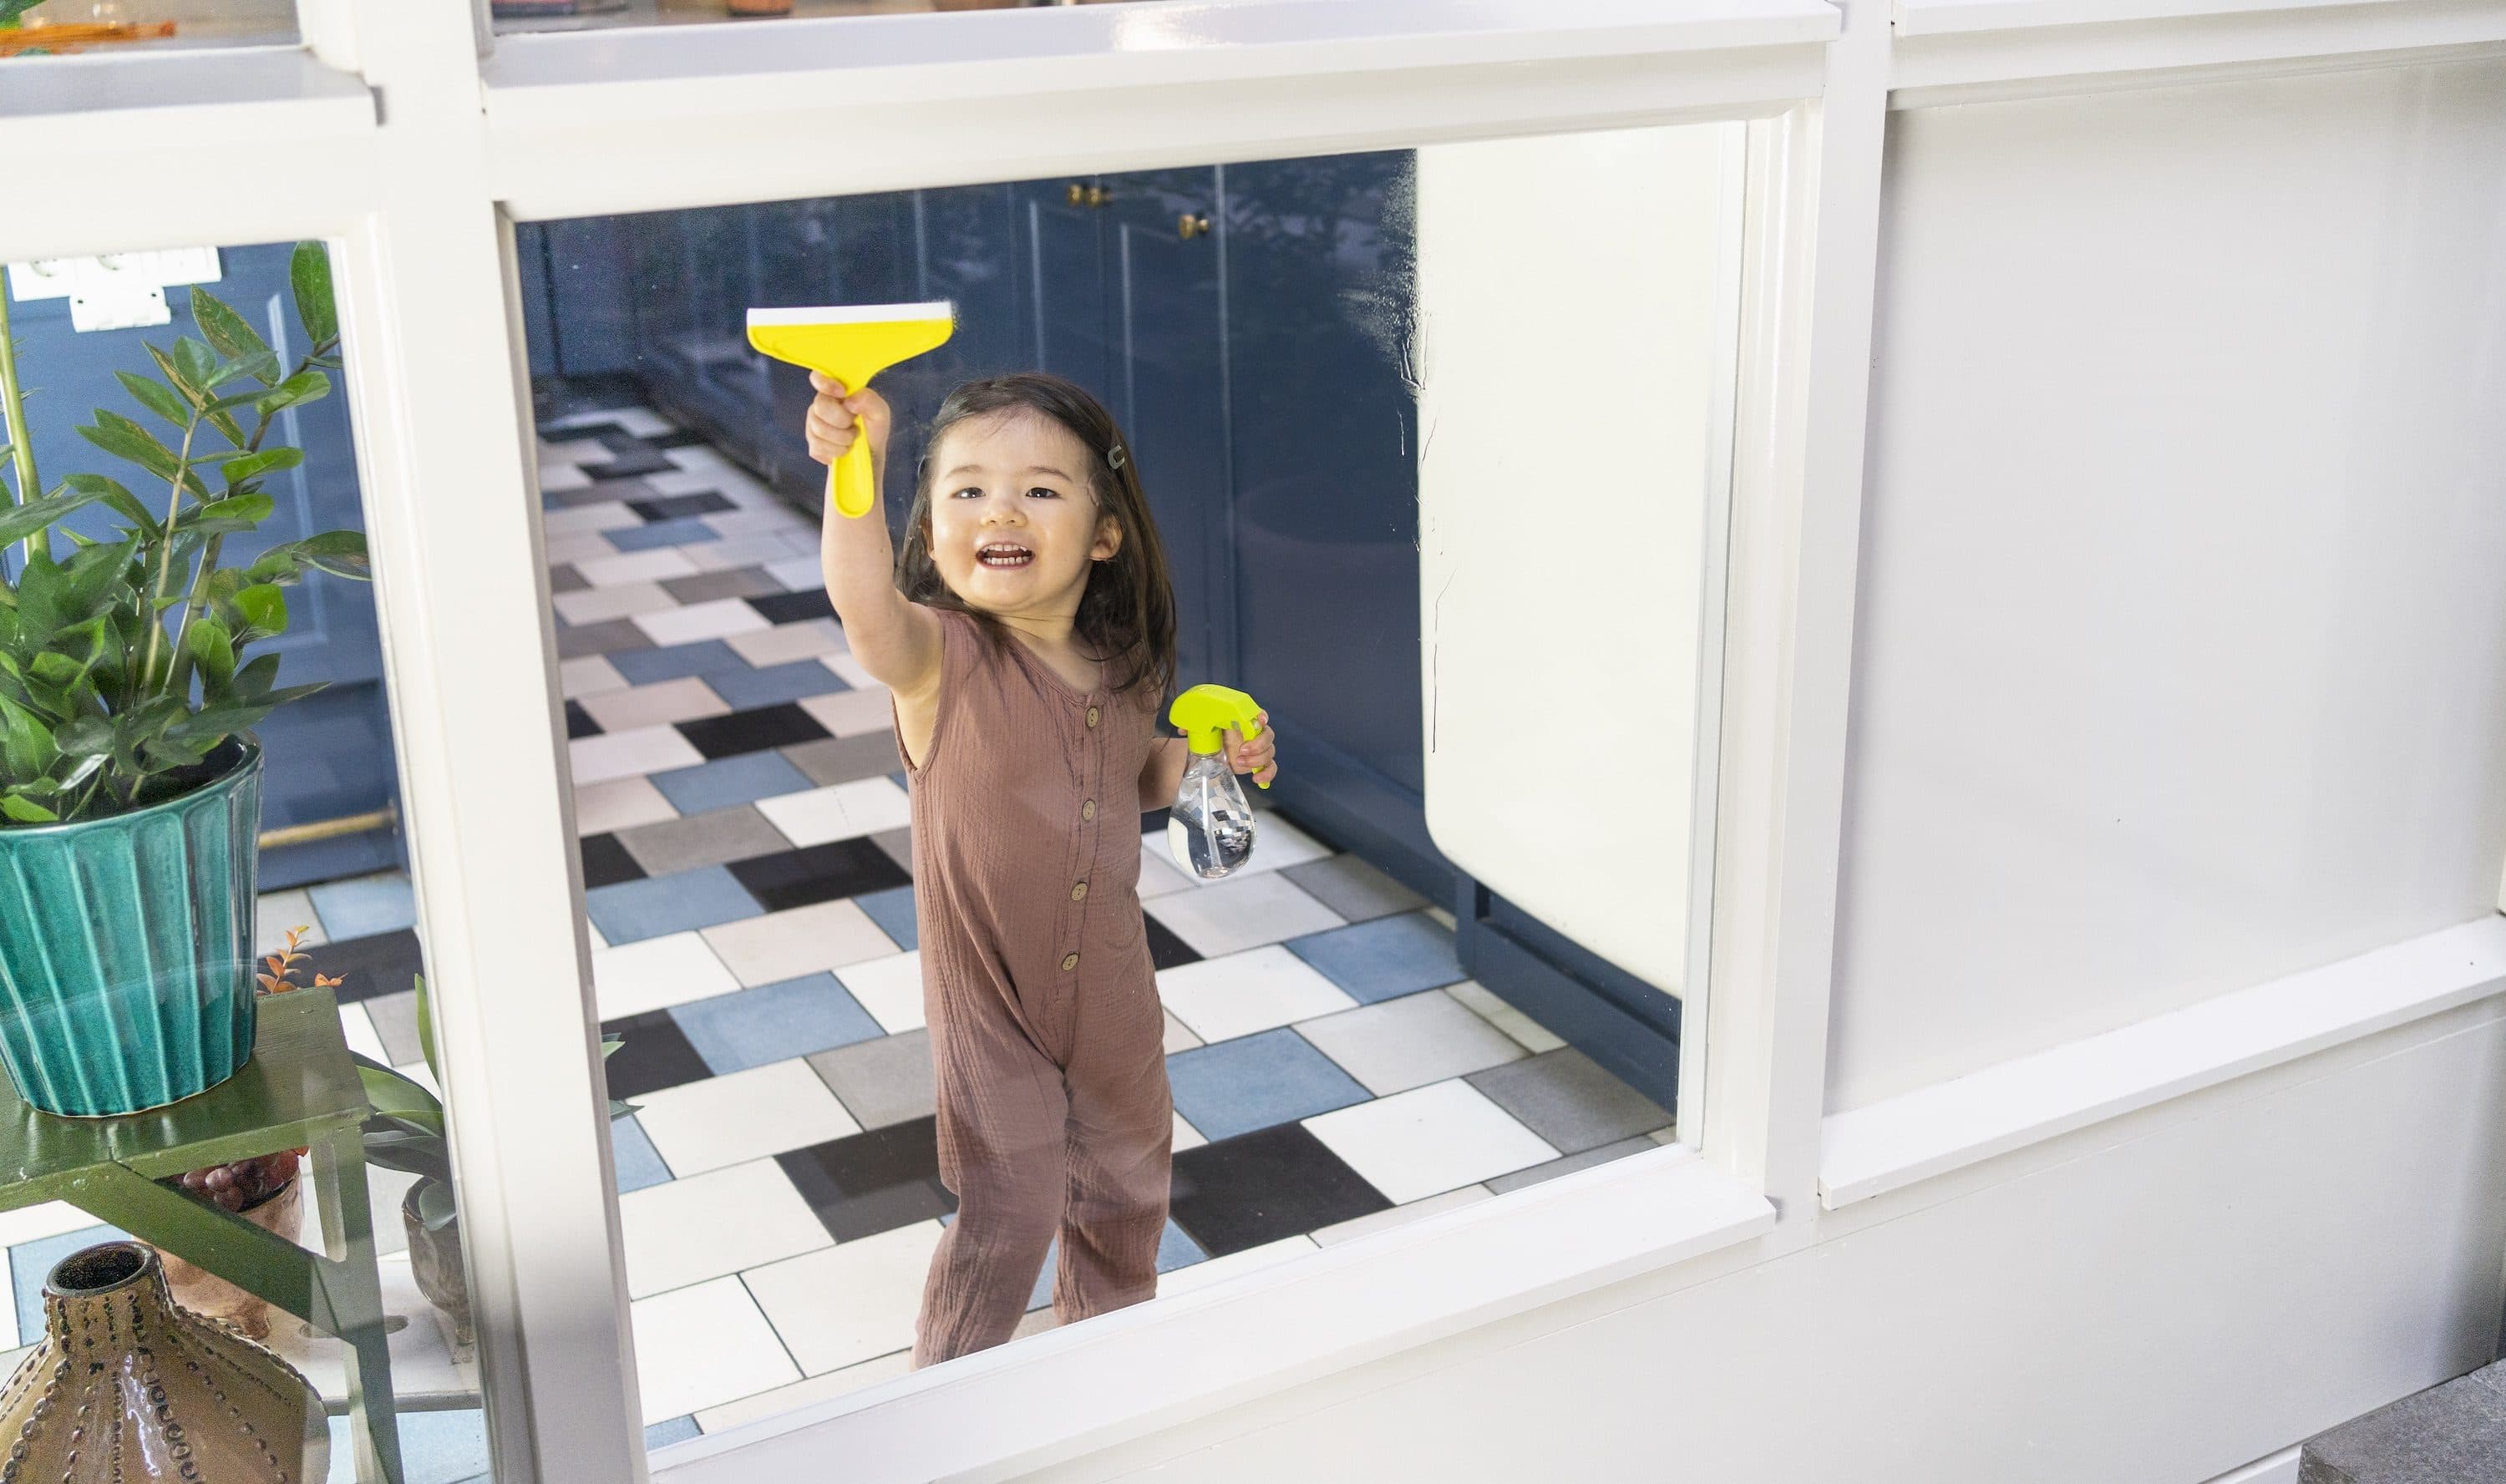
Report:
214,447,300,486
187,289,271,372
187,620,236,693
74,409,207,495
115,371,191,429
253,372,328,418
249,529,369,583
0,489,99,554
291,242,338,347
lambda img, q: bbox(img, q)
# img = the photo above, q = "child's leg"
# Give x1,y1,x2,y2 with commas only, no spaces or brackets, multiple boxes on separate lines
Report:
1052,984,1172,1325
916,1005,1068,1367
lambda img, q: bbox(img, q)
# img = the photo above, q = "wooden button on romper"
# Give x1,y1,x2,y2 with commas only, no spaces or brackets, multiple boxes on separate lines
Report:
897,608,1171,1365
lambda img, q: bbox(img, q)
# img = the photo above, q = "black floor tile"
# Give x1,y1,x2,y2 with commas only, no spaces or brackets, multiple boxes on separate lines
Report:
598,1010,713,1100
1145,913,1202,971
649,427,708,449
543,477,658,511
777,1117,956,1243
564,700,602,740
579,447,677,480
548,565,590,595
1139,807,1170,834
628,491,735,522
725,838,911,913
315,929,426,1006
1169,1122,1391,1257
580,833,646,889
747,588,832,626
677,702,831,760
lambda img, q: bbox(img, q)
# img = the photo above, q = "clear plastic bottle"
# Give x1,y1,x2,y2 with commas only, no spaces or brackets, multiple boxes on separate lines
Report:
1166,684,1266,880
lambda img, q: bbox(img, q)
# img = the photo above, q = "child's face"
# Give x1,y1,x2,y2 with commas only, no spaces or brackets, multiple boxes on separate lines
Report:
925,411,1120,619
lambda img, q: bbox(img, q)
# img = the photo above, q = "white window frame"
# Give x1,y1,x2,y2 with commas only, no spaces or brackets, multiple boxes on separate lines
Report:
10,0,2503,1479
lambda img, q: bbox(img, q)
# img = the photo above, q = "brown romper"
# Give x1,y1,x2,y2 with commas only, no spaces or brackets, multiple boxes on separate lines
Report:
897,605,1172,1366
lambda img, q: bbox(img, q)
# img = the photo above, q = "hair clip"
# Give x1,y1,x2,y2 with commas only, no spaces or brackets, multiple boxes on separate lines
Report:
1108,444,1128,471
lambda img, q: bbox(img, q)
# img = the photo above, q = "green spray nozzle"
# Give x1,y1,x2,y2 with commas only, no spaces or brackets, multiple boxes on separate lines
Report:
1169,685,1266,783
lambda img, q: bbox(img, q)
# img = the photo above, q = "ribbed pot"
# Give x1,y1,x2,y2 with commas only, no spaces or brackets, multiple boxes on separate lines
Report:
0,740,261,1117
0,1241,328,1482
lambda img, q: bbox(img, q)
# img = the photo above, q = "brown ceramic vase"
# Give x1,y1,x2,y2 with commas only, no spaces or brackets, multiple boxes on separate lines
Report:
403,1183,474,1350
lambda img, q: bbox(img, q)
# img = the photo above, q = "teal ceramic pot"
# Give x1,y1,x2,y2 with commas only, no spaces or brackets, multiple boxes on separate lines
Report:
0,740,261,1117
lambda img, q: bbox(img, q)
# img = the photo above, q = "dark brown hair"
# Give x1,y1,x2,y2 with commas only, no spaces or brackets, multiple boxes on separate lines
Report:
896,373,1177,698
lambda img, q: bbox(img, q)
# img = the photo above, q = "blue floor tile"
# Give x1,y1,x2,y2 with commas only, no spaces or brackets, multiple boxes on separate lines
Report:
613,640,750,686
648,751,813,816
1285,912,1465,1005
611,1113,674,1193
330,1406,488,1484
308,873,419,941
607,517,719,552
852,884,918,951
708,658,850,712
11,1224,130,1341
1166,1028,1369,1142
584,866,760,945
646,1416,702,1451
1026,1219,1208,1310
669,973,885,1075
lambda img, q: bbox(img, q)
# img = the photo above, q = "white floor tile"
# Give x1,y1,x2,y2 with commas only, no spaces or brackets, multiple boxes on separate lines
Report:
580,676,731,733
799,688,896,738
544,502,642,536
763,556,822,591
621,1159,831,1299
551,405,675,438
1161,1009,1202,1054
635,597,770,646
634,1060,861,1177
692,1350,912,1434
555,581,679,627
1134,850,1195,900
820,652,880,691
1172,1110,1207,1152
571,725,706,786
536,436,610,465
337,1004,392,1069
575,776,679,834
1158,1235,1316,1296
1157,945,1356,1044
1443,979,1567,1054
682,535,797,574
1304,1080,1558,1205
754,778,911,848
833,950,924,1034
543,531,621,566
561,654,632,700
537,460,591,493
703,899,898,988
1294,989,1526,1095
704,506,810,539
1309,1184,1494,1248
255,889,324,955
646,462,764,496
593,932,743,1021
631,1276,802,1424
0,1199,117,1249
1144,872,1342,959
576,548,702,587
1145,813,1333,888
744,1221,944,1375
728,618,846,667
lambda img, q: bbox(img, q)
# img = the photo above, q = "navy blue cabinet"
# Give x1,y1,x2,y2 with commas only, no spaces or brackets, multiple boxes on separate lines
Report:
2,244,401,888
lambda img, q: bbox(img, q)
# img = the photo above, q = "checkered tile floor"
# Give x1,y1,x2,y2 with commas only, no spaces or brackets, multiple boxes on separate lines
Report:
0,398,1674,1473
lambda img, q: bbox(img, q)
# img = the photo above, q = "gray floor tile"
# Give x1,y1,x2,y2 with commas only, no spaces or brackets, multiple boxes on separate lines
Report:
1484,1136,1659,1194
616,805,791,876
1465,1048,1672,1155
365,989,424,1066
784,732,905,789
870,826,915,878
663,567,783,605
809,1027,934,1129
555,618,653,659
1294,989,1524,1096
549,565,590,595
1282,854,1430,924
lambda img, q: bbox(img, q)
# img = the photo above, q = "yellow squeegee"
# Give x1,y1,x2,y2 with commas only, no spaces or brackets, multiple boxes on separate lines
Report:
747,301,956,519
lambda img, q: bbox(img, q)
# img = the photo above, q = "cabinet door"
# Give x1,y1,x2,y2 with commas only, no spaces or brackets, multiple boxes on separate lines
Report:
1013,179,1113,400
753,193,922,504
1104,169,1228,685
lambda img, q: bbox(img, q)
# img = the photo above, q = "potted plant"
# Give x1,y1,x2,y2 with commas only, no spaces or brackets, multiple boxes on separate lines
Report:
354,975,636,1350
0,242,369,1117
150,929,332,1338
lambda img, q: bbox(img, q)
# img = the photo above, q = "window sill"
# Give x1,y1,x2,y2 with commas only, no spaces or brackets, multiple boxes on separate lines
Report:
651,1142,1773,1484
1820,914,2506,1209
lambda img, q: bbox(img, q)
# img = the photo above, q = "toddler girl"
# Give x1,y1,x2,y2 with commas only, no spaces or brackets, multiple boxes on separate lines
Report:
804,370,1277,1365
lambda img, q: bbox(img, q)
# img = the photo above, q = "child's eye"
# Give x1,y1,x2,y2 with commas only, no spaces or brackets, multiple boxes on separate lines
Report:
949,486,983,499
1025,486,1060,500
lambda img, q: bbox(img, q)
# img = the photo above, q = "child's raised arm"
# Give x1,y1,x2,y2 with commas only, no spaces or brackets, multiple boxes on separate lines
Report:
807,372,941,698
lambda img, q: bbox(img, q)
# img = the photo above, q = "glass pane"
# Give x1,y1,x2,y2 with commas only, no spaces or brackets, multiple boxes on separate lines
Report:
495,0,1169,36
0,241,505,1482
0,0,297,52
516,119,1734,1453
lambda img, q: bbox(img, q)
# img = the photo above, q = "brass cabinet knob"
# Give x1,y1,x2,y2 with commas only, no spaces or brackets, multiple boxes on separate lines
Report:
1179,213,1210,240
1065,183,1111,209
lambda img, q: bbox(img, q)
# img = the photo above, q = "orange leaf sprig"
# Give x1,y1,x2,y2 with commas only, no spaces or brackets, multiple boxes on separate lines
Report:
256,927,342,995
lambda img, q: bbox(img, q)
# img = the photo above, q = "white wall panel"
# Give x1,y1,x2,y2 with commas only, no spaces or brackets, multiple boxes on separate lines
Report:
1828,58,2506,1112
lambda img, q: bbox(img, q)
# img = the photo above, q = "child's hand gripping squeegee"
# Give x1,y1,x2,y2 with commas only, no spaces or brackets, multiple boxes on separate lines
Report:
746,301,955,519
1167,684,1266,881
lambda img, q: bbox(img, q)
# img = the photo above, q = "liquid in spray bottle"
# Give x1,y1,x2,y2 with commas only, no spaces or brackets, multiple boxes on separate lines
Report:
1166,685,1266,880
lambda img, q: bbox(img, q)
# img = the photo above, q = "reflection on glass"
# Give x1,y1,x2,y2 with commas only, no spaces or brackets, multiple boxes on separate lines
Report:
0,0,297,52
495,0,1164,33
525,124,1722,1450
0,241,495,1481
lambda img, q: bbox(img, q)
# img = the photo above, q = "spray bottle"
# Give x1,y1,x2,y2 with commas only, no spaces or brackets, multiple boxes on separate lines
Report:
1166,684,1267,880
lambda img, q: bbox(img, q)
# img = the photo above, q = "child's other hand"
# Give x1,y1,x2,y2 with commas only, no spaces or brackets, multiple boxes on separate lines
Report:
1223,710,1276,789
805,374,892,470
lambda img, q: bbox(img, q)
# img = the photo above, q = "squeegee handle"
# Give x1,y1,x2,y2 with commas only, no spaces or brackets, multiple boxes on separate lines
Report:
831,419,877,519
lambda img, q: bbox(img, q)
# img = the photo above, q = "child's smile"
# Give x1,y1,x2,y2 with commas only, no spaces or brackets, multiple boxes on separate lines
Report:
927,411,1119,615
